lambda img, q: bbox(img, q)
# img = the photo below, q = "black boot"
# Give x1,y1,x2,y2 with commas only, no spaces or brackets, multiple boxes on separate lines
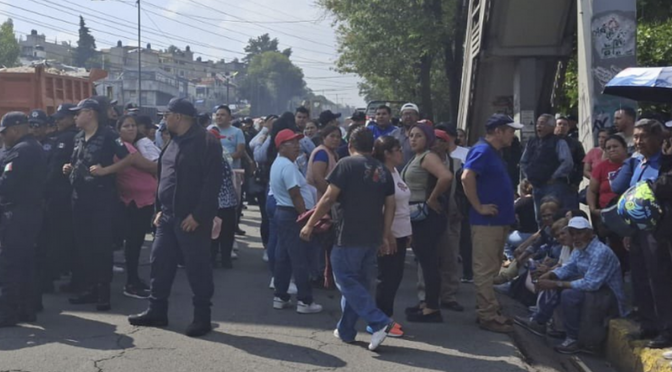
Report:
96,284,111,312
186,307,212,337
69,289,97,305
128,309,168,327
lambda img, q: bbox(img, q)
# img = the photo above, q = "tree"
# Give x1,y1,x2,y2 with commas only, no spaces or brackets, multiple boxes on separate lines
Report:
74,16,97,68
319,0,466,122
243,34,293,64
240,51,305,115
0,19,20,67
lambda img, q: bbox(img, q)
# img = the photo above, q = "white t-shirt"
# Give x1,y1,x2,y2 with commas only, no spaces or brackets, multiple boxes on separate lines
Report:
135,137,161,161
558,246,573,265
450,146,469,163
391,168,412,238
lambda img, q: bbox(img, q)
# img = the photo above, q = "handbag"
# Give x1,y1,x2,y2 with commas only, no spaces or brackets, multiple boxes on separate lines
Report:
409,202,429,222
296,208,332,234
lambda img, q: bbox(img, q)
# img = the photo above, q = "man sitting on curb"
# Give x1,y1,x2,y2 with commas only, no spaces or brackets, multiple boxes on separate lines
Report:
514,217,626,354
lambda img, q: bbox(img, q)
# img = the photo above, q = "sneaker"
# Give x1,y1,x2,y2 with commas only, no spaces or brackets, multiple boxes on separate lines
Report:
554,338,580,354
663,350,672,360
514,315,546,337
288,282,298,295
479,319,514,334
269,277,275,289
406,310,443,323
297,301,323,314
369,323,393,351
233,240,239,252
546,326,566,339
123,284,150,299
460,278,474,284
231,251,238,260
367,323,404,338
273,297,293,310
263,251,269,262
113,265,125,273
333,329,354,344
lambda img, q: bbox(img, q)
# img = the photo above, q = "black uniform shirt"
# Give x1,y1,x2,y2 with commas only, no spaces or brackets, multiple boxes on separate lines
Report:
70,125,129,193
45,126,79,197
0,135,47,208
157,136,180,215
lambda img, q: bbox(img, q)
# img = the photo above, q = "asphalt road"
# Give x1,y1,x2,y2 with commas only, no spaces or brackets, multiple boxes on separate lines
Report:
0,206,559,372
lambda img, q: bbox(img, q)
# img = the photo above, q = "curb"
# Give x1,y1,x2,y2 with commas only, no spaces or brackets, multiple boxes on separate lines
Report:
607,319,672,372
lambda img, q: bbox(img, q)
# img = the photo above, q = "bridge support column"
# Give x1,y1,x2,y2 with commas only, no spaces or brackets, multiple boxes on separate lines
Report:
577,0,637,149
513,58,538,142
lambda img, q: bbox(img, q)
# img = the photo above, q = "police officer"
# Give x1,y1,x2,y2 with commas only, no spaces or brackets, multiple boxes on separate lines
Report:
128,98,223,337
28,109,50,145
63,99,133,311
43,104,80,293
0,112,47,326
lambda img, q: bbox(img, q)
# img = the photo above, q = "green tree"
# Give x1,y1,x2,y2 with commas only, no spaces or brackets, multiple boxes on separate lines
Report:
319,0,466,122
74,16,97,68
243,34,292,64
0,19,20,67
240,51,306,115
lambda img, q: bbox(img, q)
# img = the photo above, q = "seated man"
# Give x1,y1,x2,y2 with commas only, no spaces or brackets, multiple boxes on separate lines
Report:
514,217,626,355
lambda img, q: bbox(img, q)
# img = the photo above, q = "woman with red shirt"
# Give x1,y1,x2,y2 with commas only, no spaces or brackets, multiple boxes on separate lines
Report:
587,134,629,272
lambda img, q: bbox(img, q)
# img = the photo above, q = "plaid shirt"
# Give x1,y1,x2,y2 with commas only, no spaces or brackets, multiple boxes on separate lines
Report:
553,237,627,316
217,157,238,209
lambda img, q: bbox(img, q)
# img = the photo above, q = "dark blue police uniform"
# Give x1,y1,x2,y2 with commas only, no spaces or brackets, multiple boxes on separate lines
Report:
42,105,80,291
68,100,129,310
0,112,47,326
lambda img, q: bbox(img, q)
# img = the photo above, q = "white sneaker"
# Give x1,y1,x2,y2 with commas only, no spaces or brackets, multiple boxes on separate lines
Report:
369,323,392,351
297,301,323,314
269,277,275,289
113,265,125,273
262,251,269,262
288,282,298,295
273,297,292,310
231,251,238,260
664,350,672,360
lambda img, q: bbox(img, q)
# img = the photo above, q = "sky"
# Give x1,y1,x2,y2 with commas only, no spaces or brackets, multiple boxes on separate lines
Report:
0,0,365,107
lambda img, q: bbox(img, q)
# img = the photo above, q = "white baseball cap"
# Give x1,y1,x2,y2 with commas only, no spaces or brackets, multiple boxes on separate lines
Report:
565,217,593,230
400,103,419,114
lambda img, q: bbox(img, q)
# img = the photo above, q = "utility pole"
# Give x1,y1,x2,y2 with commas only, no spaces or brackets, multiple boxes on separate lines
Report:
137,0,142,108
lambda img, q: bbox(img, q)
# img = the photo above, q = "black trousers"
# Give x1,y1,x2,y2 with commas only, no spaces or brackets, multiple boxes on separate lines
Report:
72,190,114,291
211,207,236,264
411,210,447,310
0,206,42,320
124,202,154,285
630,231,672,334
376,237,408,317
43,192,77,283
149,213,214,321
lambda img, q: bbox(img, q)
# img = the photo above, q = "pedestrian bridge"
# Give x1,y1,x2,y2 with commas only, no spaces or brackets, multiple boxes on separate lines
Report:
457,0,576,142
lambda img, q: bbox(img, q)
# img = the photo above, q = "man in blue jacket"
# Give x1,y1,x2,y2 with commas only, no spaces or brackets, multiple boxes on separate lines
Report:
129,98,223,338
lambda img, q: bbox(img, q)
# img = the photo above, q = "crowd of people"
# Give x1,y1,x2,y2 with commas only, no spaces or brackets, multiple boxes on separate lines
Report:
0,96,671,354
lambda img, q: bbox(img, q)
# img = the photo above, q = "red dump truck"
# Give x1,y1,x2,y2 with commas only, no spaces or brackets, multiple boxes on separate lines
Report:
0,65,107,118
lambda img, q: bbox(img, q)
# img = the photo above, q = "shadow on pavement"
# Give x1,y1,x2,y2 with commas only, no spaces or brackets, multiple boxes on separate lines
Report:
0,312,135,351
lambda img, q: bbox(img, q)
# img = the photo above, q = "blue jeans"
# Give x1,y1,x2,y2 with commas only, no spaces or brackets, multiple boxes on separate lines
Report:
532,182,571,224
265,195,278,274
331,245,391,342
534,288,585,340
273,207,313,304
504,231,534,260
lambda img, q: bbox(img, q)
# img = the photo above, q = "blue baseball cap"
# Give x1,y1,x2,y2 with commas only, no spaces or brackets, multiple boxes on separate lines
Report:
52,103,77,120
163,98,197,117
0,112,29,133
70,99,102,113
28,109,49,126
485,114,524,130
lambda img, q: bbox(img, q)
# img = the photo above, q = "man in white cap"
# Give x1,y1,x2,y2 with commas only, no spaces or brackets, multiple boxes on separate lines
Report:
393,103,420,169
514,217,625,354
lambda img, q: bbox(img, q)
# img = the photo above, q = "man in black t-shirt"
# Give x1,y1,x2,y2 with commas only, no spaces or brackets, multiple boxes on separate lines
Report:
300,127,396,352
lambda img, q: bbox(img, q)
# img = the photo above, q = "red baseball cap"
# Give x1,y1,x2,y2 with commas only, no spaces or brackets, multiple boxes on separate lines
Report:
275,129,304,148
434,129,452,143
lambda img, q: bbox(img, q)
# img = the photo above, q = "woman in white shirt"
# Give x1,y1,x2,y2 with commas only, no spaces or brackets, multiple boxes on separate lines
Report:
372,136,412,338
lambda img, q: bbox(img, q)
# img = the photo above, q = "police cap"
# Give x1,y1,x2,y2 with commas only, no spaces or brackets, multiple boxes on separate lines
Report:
0,112,29,133
28,109,49,127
